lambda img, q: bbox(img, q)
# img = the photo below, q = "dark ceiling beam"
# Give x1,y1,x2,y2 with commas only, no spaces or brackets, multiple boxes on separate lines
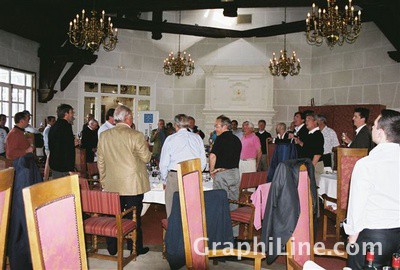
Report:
60,62,85,91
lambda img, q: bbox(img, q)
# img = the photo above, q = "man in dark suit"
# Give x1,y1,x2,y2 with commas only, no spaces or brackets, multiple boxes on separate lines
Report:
289,111,308,157
343,107,373,152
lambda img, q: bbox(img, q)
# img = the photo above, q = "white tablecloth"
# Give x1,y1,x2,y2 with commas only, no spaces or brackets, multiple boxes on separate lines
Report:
317,173,337,209
141,174,213,216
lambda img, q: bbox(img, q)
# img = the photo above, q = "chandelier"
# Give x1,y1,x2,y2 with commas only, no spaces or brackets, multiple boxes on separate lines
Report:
68,9,118,52
306,0,361,48
163,12,195,78
269,8,301,77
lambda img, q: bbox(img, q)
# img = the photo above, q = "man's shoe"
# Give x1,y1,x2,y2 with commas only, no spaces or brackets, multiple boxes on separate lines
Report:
137,247,150,255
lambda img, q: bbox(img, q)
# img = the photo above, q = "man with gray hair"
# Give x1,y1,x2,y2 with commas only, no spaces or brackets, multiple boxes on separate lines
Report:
97,105,152,256
275,122,291,143
316,114,339,167
239,121,261,176
159,114,207,217
210,115,242,210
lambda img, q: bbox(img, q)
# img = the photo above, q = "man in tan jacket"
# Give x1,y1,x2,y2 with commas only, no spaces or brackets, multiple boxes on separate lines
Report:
97,105,151,256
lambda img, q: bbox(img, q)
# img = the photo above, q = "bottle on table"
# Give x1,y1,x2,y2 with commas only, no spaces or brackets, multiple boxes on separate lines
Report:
365,247,377,270
392,253,400,270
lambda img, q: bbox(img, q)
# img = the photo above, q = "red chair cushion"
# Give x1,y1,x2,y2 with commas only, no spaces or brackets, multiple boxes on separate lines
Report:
84,217,136,237
161,218,168,230
230,206,253,223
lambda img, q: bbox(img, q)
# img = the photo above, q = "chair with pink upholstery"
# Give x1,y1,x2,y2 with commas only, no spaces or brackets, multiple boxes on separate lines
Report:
322,147,368,241
80,189,137,270
0,168,14,270
22,175,88,270
177,158,265,270
230,171,267,240
287,165,347,270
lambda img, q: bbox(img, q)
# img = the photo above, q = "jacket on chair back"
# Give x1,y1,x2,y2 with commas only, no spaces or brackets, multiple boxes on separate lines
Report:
261,158,317,264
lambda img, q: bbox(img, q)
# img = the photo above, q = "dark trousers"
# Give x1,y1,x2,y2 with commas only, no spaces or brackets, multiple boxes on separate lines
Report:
322,153,332,167
106,194,144,255
347,227,400,269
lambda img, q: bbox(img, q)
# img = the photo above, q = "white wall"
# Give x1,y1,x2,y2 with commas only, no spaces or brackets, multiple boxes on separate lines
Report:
1,16,399,136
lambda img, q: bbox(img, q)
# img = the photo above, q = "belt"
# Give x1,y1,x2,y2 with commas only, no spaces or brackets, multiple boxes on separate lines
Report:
240,158,255,161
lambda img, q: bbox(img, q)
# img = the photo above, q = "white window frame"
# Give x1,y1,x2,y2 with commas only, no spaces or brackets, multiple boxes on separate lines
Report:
78,76,156,130
0,65,35,128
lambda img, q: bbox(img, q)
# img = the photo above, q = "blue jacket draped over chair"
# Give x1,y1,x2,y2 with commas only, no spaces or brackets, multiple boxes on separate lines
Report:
8,153,42,270
261,158,317,264
267,143,297,182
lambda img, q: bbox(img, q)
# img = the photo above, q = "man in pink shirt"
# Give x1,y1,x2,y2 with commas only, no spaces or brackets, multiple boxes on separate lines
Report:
239,121,262,176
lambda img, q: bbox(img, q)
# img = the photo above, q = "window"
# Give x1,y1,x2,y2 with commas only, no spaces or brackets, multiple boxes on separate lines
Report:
0,66,35,128
81,80,154,128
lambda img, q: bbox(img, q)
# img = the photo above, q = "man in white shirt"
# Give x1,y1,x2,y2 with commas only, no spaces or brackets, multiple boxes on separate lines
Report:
344,109,400,269
159,114,207,217
43,116,56,156
98,108,115,138
0,128,6,157
231,120,243,139
316,114,340,168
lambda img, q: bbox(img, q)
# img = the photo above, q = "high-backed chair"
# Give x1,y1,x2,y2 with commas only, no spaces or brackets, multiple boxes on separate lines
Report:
286,165,347,270
177,158,265,269
22,175,88,270
75,148,87,177
86,162,100,189
266,143,276,168
0,168,14,270
0,157,13,170
230,171,267,240
80,189,137,270
322,148,368,241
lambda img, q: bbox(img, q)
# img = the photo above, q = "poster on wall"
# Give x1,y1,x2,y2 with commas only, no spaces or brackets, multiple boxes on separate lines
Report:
137,111,159,142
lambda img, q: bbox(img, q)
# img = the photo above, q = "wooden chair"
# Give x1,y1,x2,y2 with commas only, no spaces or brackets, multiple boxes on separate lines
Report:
22,175,88,270
0,157,13,170
0,168,14,270
230,171,267,240
266,143,276,168
322,148,368,241
86,162,100,189
287,165,347,270
75,148,87,177
177,158,265,270
80,189,137,270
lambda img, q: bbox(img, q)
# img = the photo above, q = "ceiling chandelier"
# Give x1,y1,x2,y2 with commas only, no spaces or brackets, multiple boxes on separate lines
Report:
269,8,301,77
68,9,118,52
163,11,195,78
306,0,361,48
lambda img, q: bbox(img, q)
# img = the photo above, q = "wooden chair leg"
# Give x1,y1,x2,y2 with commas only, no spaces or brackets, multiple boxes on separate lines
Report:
243,224,249,240
162,228,166,259
322,213,327,241
335,218,341,242
117,235,124,270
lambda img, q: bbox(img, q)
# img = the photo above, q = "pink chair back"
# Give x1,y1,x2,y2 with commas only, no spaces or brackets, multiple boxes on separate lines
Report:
0,168,14,270
22,175,88,269
35,195,82,269
81,189,121,215
337,148,368,210
177,158,208,269
287,168,313,268
240,171,267,190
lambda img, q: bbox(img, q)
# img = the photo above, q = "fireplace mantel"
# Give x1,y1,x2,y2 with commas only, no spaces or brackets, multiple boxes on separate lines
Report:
202,65,275,134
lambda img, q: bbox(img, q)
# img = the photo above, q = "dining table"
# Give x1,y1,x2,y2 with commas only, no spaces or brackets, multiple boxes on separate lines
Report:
141,172,213,216
317,170,338,209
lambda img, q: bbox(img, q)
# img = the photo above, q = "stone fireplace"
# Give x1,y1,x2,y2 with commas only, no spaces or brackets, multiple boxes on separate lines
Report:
202,65,275,134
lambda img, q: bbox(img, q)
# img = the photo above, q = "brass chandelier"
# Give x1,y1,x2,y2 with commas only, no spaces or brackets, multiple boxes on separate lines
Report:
68,9,118,52
306,0,361,48
269,8,301,77
163,11,195,78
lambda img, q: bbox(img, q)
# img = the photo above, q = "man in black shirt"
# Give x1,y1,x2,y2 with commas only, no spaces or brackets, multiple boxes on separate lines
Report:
210,115,242,210
49,104,79,179
256,119,272,171
295,113,324,179
290,111,308,157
